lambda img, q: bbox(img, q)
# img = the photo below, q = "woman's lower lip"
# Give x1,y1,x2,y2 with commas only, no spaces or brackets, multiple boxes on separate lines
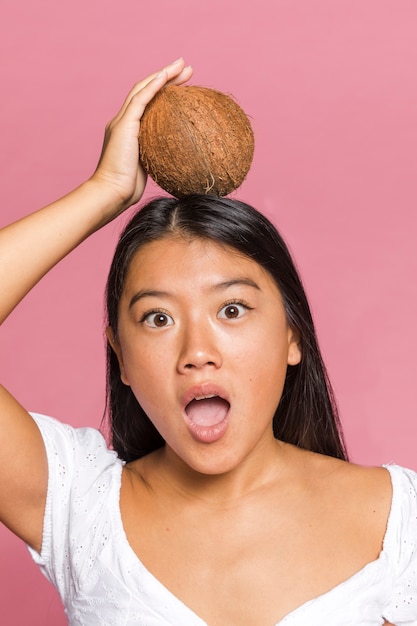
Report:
184,415,229,443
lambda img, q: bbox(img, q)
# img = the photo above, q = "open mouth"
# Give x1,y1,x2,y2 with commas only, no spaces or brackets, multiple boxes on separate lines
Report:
185,394,231,427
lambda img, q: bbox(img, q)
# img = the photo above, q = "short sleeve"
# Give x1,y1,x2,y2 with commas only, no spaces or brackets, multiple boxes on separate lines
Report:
383,465,417,624
27,413,123,602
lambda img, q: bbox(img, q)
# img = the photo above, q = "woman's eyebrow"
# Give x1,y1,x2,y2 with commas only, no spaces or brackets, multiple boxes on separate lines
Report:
210,278,261,292
129,290,171,309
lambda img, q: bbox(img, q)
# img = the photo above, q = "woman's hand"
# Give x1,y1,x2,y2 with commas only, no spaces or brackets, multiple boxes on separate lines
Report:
91,58,193,216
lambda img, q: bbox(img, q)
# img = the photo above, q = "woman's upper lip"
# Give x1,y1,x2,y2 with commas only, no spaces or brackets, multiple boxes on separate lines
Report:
181,383,230,411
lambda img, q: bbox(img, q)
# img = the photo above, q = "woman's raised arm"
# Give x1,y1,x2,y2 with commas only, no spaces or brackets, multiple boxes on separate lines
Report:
0,59,192,323
0,58,192,551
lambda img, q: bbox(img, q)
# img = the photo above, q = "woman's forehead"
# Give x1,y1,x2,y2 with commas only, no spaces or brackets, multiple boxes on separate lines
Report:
128,235,260,274
123,235,281,297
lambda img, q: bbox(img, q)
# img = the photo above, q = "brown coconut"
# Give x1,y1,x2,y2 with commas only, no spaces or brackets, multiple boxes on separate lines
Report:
138,85,254,198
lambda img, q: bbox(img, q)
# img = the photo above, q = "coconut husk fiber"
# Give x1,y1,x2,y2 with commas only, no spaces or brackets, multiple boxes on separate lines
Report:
138,85,254,198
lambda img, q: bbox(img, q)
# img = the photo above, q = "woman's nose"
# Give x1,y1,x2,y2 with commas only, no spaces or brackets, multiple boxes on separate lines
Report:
177,322,222,372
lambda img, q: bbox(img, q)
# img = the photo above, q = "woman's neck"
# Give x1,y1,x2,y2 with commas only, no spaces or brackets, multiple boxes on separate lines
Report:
136,436,293,507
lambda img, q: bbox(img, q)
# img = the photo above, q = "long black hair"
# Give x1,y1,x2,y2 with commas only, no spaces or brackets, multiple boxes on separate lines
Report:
105,194,348,462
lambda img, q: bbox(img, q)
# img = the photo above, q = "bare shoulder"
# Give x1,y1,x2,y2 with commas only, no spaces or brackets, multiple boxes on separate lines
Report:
298,447,391,497
327,458,392,509
298,450,393,541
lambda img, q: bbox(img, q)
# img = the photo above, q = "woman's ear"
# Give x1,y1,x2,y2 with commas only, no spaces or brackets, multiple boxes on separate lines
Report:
106,326,130,386
287,327,302,366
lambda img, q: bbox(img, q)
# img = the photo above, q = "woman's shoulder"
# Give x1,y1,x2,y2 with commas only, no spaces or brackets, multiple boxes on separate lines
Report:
286,448,392,549
315,457,417,520
301,450,417,556
31,411,114,452
30,412,123,490
326,457,393,503
290,444,394,500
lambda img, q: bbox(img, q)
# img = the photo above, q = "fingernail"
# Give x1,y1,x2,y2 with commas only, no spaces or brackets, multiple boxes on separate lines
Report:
170,57,183,65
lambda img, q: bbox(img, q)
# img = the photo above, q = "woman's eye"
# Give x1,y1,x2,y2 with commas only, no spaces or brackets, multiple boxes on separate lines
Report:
142,311,174,328
218,302,248,319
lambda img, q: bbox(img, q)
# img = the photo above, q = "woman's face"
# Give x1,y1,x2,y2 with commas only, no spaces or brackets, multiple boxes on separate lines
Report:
109,236,301,475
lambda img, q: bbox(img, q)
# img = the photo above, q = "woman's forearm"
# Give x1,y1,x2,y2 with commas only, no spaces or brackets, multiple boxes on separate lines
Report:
0,179,123,323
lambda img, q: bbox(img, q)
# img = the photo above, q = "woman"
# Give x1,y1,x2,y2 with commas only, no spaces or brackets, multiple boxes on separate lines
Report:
0,58,415,625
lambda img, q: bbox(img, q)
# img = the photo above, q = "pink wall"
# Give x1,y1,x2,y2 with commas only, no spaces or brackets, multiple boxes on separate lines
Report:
1,0,417,622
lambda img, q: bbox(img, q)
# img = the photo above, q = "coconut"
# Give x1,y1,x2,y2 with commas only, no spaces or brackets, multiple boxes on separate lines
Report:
138,85,254,198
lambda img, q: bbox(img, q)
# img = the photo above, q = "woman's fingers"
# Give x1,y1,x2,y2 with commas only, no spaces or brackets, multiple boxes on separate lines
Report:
168,64,193,86
113,58,192,123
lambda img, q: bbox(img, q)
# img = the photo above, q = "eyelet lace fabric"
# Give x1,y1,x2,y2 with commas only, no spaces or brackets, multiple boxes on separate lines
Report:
28,413,417,625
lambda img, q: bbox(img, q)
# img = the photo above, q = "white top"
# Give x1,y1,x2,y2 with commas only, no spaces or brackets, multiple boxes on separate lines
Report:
28,413,417,626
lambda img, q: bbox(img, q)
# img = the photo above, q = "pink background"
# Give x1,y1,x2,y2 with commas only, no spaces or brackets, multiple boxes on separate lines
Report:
1,0,417,622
